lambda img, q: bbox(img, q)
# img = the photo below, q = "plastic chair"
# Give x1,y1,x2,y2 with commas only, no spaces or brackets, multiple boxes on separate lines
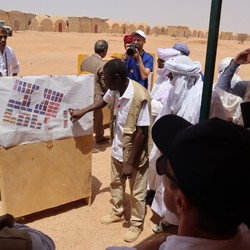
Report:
110,53,123,60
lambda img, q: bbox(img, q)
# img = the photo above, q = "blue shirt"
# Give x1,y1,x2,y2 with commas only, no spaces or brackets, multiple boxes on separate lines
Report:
125,51,154,89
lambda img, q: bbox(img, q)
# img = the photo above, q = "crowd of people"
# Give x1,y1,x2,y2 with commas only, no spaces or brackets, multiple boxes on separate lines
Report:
1,26,250,249
70,30,250,248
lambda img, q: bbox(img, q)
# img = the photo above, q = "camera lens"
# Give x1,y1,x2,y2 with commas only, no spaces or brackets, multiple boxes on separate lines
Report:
127,44,137,57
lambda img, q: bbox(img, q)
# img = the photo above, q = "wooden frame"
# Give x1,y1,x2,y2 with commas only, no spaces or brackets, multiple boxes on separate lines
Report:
0,135,92,218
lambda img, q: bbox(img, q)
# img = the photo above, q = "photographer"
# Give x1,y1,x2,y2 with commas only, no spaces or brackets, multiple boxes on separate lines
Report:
125,30,154,89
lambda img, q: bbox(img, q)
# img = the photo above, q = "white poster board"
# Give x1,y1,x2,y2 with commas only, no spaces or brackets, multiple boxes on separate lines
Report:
0,74,94,148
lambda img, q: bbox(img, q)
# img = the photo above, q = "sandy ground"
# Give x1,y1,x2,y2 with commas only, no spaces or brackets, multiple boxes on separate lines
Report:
2,31,250,249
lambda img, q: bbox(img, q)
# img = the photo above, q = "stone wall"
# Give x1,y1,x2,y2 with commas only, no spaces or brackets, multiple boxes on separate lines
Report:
0,9,247,40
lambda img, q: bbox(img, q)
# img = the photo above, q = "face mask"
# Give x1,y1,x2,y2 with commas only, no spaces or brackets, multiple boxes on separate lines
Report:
157,67,169,77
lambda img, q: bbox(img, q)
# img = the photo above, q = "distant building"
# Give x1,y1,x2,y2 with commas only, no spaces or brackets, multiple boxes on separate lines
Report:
0,9,247,40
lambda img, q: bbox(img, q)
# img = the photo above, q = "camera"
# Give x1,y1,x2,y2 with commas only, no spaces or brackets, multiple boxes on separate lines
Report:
126,43,138,57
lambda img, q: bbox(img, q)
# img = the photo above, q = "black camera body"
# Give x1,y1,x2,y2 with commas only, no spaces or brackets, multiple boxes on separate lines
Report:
126,43,138,57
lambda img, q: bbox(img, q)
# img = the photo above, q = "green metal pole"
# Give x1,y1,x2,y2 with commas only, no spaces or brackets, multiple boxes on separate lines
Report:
199,0,223,121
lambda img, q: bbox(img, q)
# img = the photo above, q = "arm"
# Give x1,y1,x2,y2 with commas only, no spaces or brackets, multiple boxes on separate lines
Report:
216,61,239,92
10,48,20,76
98,66,108,94
134,233,168,250
151,80,172,117
134,50,152,80
216,60,248,98
151,99,164,117
69,99,107,123
122,126,148,179
105,233,168,250
121,52,129,62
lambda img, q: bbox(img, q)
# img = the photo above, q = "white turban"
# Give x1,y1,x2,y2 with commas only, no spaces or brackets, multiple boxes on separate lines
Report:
157,48,181,61
165,55,202,77
217,57,241,87
165,56,203,117
156,48,181,77
218,57,233,73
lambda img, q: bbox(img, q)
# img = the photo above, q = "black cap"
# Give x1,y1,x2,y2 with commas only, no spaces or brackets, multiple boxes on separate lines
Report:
152,114,250,221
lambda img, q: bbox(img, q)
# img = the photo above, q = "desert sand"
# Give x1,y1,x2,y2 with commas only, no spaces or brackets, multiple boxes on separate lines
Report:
3,31,250,250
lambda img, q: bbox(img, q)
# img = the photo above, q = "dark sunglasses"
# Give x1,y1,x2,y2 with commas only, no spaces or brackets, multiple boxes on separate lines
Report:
0,36,7,40
156,155,179,186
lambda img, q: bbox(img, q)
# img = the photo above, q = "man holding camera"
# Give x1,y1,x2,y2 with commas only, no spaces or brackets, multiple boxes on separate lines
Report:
125,30,154,90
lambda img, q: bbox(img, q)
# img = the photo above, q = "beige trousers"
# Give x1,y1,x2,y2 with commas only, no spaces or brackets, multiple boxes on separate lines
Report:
110,156,148,227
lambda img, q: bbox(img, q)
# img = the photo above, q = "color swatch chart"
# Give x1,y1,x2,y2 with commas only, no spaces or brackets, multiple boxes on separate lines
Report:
2,79,67,129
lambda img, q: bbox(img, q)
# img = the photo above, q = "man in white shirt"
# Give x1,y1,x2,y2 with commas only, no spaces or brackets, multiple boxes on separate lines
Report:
0,27,19,77
70,59,152,243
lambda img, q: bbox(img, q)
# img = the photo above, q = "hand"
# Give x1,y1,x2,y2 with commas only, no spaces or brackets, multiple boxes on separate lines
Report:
68,108,85,123
233,48,250,65
122,162,133,180
122,52,129,62
133,48,140,59
127,47,140,60
125,43,131,50
125,44,139,59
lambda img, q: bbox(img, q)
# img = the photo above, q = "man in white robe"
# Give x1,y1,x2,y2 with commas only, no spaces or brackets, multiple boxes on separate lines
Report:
214,57,242,124
146,48,180,206
150,48,180,122
151,55,226,233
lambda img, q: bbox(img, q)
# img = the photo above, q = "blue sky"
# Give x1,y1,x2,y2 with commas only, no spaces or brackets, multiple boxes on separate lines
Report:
1,0,249,33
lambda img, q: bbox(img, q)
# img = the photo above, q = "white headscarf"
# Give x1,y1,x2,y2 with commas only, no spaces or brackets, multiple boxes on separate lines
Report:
218,57,241,87
156,48,180,77
165,55,201,77
164,56,203,119
157,48,181,61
